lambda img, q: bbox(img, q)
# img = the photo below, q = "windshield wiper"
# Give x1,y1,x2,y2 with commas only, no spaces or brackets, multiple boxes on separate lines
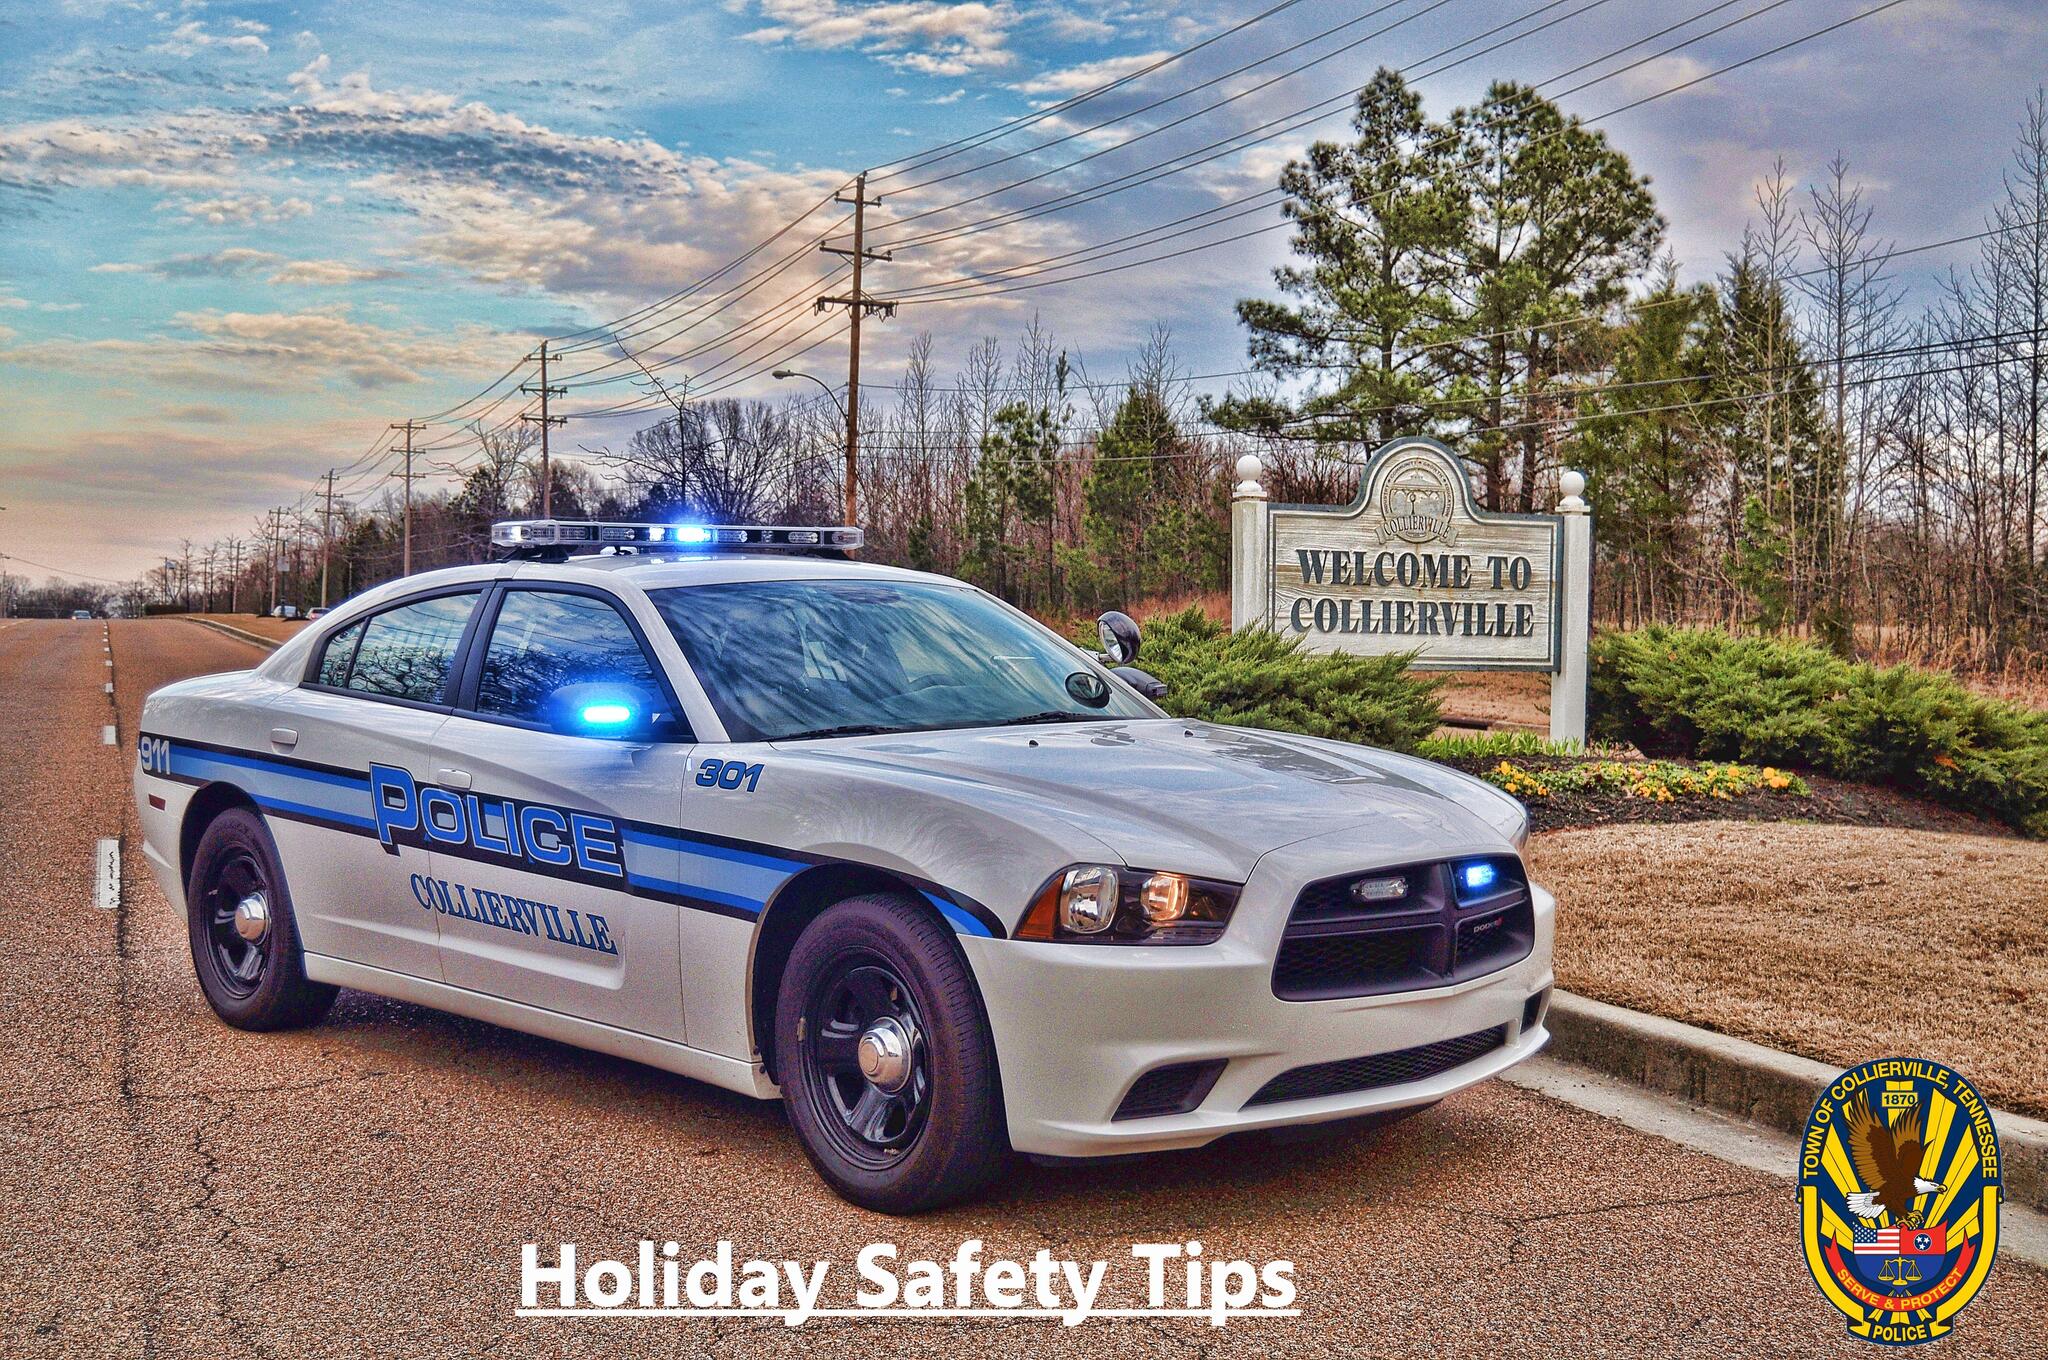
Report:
776,723,905,741
994,711,1107,727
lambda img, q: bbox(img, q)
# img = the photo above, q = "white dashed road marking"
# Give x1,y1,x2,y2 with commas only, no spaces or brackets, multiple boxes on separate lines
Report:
102,725,116,745
104,682,113,694
93,838,120,912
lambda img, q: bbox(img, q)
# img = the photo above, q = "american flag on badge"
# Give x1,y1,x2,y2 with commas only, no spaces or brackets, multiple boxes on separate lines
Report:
1853,1224,1947,1256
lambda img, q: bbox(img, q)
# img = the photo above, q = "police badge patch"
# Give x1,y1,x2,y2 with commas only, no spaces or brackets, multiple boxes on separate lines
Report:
1799,1057,2002,1345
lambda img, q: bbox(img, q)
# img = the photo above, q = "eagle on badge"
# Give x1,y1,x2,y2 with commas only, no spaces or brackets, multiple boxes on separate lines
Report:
1843,1097,1947,1226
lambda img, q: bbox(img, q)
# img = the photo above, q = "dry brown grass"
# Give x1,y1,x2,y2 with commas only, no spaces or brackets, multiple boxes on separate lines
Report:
1529,820,2048,1118
188,612,308,643
1430,670,1551,731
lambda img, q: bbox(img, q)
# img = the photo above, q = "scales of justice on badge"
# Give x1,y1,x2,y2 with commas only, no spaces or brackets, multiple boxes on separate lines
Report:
1229,436,1593,743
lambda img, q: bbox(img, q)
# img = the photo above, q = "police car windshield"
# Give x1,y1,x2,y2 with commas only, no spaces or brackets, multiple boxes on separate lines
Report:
649,579,1154,742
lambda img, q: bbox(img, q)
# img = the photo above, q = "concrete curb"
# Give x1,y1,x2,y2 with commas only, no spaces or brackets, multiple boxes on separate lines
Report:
1546,990,2048,1214
182,617,280,652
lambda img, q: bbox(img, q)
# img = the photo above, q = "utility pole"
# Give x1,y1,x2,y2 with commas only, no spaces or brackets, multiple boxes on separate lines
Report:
390,419,426,575
224,538,243,613
264,508,286,614
520,341,567,517
816,172,895,525
317,469,343,607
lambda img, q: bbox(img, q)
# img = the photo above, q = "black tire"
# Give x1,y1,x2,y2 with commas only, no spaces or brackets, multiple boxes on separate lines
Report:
775,894,1007,1213
185,806,337,1031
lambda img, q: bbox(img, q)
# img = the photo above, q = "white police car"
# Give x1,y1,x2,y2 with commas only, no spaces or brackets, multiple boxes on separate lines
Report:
134,519,1552,1212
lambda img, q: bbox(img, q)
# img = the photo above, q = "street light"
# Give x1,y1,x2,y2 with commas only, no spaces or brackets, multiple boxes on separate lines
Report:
772,370,856,524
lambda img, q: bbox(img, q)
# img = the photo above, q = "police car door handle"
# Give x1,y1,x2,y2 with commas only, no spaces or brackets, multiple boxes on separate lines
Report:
438,768,474,790
268,727,298,750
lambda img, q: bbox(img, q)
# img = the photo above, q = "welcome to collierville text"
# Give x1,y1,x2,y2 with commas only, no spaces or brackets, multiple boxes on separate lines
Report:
1287,547,1541,638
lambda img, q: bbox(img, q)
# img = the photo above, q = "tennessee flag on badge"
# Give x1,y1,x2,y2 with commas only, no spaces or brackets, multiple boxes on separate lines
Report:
1852,1225,1946,1257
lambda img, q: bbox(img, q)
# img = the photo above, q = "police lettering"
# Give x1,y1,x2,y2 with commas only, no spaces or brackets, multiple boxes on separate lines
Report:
370,763,624,878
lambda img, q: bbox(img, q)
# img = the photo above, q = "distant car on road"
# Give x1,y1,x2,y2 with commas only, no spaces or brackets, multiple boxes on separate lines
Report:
70,609,94,620
133,518,1552,1212
270,604,301,620
305,606,331,620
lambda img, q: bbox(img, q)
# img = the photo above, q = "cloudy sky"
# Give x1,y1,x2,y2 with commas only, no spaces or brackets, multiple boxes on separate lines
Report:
2,0,2044,581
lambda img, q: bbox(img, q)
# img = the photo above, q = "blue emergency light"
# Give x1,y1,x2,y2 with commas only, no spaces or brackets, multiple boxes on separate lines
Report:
491,519,862,552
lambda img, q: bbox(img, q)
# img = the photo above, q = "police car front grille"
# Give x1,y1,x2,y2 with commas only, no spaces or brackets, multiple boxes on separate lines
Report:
1272,859,1533,1001
1242,1025,1508,1107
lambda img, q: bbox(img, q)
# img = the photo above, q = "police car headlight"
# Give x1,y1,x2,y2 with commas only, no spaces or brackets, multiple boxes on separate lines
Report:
1056,865,1118,935
1019,865,1239,945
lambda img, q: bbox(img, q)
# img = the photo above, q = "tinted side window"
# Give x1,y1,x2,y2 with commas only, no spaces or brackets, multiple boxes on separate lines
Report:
315,620,365,688
475,590,662,724
341,593,478,702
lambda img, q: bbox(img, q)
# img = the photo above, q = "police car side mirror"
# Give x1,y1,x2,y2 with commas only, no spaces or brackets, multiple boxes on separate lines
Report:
1097,610,1141,664
545,682,661,741
1111,665,1167,701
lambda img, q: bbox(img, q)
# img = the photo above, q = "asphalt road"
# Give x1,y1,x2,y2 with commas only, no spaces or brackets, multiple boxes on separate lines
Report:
1,617,2042,1358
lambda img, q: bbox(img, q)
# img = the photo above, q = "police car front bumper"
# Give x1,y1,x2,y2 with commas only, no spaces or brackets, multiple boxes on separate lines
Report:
961,880,1554,1158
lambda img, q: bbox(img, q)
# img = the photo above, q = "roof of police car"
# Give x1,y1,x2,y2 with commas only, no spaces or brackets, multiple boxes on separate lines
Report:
523,550,963,590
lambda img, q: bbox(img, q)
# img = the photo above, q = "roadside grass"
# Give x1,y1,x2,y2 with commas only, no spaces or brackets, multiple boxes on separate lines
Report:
1529,820,2048,1119
187,613,307,644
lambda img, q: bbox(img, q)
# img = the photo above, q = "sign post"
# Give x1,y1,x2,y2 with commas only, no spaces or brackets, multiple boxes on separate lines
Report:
1550,470,1592,745
1230,438,1592,744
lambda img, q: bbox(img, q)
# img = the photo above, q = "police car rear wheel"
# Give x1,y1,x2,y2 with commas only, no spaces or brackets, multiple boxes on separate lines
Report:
777,895,1006,1213
186,807,337,1031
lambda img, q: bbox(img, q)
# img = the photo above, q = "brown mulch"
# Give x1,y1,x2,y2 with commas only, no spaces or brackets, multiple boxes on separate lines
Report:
1528,820,2048,1119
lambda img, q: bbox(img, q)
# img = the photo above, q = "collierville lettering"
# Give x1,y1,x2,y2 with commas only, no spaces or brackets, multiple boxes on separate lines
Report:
1288,596,1536,638
409,873,618,956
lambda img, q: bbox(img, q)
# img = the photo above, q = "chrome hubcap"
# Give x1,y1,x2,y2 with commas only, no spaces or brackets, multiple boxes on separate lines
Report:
857,1016,915,1093
233,892,270,942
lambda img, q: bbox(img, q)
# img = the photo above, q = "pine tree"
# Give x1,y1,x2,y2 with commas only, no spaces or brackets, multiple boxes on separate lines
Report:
1214,68,1468,445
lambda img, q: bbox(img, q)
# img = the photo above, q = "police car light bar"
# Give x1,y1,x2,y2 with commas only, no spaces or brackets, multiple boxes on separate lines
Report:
490,520,863,552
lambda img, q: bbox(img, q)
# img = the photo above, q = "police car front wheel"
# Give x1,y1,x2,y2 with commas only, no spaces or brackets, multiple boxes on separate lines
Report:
776,895,1006,1213
185,807,337,1030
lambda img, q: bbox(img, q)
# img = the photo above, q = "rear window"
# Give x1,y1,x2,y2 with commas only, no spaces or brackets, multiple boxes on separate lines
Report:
319,593,478,703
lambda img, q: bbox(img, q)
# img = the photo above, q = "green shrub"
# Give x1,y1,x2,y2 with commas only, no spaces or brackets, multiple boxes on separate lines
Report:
1591,625,2048,836
1414,731,1586,761
1136,607,1444,751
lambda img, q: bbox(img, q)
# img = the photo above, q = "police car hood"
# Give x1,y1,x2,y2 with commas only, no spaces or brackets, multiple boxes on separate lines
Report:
785,719,1524,882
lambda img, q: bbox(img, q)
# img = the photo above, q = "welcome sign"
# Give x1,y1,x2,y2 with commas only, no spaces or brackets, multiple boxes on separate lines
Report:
1231,437,1593,737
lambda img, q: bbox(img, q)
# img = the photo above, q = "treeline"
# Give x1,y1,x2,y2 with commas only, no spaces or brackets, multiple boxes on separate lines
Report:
110,76,2048,677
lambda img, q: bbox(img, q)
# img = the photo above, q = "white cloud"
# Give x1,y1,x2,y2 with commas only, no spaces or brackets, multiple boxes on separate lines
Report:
736,0,1015,75
1012,49,1170,97
151,18,270,56
928,87,966,104
89,248,394,284
1,305,497,391
162,194,314,224
1035,6,1114,41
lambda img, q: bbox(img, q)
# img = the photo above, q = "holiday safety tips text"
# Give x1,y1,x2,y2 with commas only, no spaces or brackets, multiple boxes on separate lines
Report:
519,1239,1299,1326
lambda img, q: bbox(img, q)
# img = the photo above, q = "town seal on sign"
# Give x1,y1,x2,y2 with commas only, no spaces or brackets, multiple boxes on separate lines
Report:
1797,1057,2001,1345
1375,454,1458,546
